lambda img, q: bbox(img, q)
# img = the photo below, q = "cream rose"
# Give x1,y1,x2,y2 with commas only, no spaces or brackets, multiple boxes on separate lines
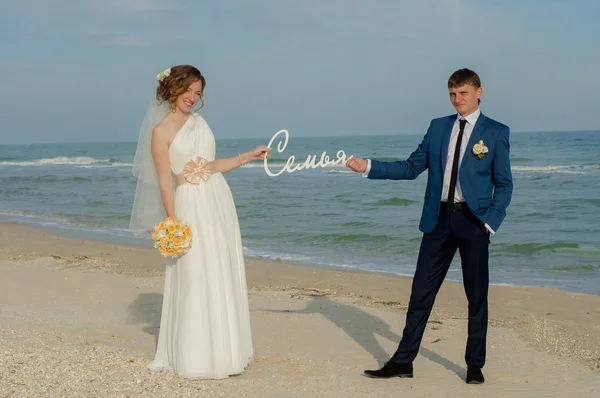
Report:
156,68,172,82
472,140,488,159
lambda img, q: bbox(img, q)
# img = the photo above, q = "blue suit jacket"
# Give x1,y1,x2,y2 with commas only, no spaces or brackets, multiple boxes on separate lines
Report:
368,113,513,233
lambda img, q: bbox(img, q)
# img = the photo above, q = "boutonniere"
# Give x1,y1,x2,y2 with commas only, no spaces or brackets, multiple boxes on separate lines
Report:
472,140,488,159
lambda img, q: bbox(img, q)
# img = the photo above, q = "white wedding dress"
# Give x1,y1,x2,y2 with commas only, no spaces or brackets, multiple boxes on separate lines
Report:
148,113,253,379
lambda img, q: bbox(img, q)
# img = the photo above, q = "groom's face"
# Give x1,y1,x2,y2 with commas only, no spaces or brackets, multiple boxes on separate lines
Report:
449,84,482,116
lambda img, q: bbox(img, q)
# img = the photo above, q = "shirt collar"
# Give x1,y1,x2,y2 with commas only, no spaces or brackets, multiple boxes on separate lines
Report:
456,108,481,126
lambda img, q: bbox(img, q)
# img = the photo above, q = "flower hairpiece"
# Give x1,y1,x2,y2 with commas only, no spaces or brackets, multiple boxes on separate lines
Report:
156,68,171,82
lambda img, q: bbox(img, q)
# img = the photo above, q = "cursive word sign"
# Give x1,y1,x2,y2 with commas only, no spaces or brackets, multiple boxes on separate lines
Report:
264,129,353,177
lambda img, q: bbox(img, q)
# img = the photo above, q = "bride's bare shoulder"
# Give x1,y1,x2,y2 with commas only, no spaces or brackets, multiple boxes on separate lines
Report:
152,115,178,140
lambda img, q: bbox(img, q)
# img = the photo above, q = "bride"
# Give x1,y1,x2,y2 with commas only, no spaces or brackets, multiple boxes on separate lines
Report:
129,65,270,379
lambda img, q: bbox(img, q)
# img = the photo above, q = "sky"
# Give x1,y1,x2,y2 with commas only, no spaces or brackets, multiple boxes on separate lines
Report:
1,0,599,144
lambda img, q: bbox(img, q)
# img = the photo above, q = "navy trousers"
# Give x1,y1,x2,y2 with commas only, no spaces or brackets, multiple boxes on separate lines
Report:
391,207,490,367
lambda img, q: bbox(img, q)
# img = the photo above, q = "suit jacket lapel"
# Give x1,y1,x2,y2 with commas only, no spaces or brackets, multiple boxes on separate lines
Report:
440,115,456,175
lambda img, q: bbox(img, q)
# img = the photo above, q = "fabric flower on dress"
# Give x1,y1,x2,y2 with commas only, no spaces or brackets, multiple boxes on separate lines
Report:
182,156,214,184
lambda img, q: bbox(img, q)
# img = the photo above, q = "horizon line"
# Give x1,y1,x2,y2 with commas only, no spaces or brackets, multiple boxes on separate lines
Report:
1,129,599,146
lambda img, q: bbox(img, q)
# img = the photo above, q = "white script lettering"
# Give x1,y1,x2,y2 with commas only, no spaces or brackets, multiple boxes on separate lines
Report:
264,130,353,177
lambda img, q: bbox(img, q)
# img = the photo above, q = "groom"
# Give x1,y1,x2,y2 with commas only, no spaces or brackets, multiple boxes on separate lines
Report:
346,68,512,384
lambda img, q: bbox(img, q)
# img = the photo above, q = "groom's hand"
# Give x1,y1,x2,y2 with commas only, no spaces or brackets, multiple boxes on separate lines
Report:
346,157,368,173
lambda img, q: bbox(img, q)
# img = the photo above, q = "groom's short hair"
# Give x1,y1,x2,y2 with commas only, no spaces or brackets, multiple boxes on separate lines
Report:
448,68,481,104
448,68,481,89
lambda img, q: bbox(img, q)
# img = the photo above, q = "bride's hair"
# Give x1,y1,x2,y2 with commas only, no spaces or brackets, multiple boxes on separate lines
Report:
156,65,207,109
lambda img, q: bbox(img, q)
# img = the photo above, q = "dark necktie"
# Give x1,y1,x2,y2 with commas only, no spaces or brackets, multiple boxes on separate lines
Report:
446,119,468,214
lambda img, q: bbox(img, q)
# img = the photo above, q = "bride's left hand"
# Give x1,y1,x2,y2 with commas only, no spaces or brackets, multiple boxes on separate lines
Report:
247,146,271,161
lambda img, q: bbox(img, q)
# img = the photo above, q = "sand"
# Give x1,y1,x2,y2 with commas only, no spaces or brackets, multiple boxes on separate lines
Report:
1,222,599,397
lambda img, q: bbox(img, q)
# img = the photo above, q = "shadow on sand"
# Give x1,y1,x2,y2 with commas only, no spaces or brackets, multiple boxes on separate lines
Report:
261,295,464,379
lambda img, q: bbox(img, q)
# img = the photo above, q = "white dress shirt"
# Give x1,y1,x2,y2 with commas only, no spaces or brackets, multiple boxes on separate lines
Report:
441,109,480,203
363,108,495,234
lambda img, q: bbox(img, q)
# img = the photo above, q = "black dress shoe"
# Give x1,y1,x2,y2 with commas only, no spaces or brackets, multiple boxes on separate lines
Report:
363,361,413,379
466,365,485,384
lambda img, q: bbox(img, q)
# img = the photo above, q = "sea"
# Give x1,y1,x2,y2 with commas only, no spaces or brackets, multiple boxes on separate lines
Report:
1,130,599,295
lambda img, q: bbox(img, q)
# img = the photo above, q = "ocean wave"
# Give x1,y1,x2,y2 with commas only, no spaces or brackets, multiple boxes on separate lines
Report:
292,233,396,245
552,264,600,272
501,242,600,255
0,209,70,224
250,162,599,175
0,210,139,236
242,247,311,263
579,198,600,206
242,161,348,169
0,156,127,167
341,221,379,228
242,245,416,275
512,165,600,175
372,197,417,206
78,162,133,169
371,157,401,162
510,157,532,162
241,162,283,169
1,175,126,184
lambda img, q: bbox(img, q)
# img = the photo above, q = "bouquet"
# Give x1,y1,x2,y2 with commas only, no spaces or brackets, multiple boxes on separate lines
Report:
152,217,193,258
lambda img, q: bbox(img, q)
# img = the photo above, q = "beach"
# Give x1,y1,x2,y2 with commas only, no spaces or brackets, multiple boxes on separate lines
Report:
3,0,600,395
1,221,599,397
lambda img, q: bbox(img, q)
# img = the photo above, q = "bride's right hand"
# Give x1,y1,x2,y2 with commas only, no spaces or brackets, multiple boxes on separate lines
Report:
246,146,271,162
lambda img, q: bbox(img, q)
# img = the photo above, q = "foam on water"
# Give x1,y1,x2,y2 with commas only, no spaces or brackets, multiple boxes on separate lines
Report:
0,156,120,167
